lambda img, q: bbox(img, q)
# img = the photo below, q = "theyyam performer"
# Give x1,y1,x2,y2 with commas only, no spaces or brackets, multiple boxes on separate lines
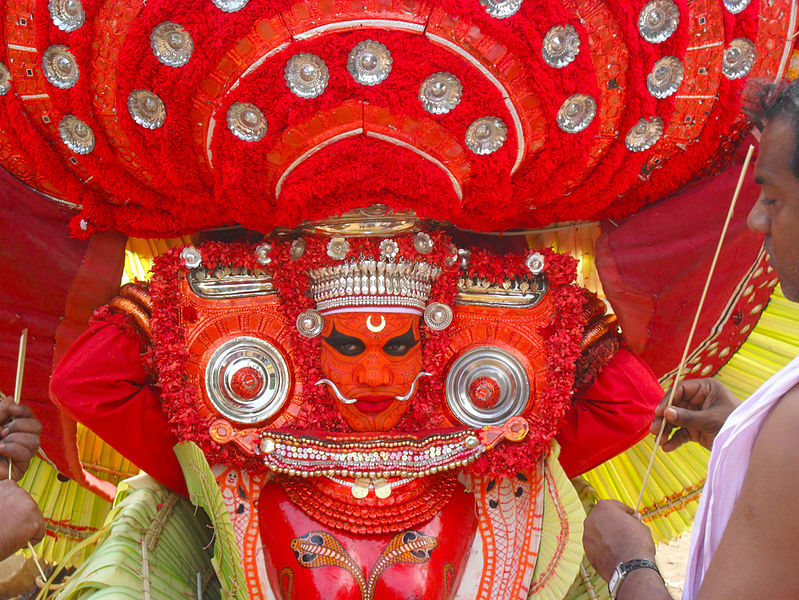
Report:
0,0,794,598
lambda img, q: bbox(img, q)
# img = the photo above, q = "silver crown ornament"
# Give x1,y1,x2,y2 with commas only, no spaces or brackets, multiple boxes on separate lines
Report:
347,40,392,86
638,0,679,44
227,102,267,142
557,94,596,133
542,25,580,68
59,115,95,154
419,72,463,115
625,116,664,152
150,22,194,68
42,45,79,89
49,0,85,33
466,117,507,155
128,90,166,129
647,56,683,98
285,53,329,99
722,39,756,80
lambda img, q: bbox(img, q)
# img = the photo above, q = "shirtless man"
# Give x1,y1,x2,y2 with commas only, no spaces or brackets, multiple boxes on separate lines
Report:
583,80,799,599
0,397,45,561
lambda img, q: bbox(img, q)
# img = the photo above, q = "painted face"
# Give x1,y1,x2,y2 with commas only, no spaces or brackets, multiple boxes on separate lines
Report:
749,116,799,301
319,312,423,432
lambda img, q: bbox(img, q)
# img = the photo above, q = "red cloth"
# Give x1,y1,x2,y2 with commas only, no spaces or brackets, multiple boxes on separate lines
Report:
50,313,188,496
556,349,663,477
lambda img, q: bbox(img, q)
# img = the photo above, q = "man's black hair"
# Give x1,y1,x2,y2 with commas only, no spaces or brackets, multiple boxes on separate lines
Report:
745,78,799,177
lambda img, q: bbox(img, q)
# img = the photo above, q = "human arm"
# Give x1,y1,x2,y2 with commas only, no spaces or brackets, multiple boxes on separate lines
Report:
651,378,740,452
692,384,799,598
583,500,673,600
0,479,45,561
0,396,41,481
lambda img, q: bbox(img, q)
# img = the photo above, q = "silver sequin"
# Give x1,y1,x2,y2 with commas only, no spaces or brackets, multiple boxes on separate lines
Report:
424,302,453,331
478,0,522,19
150,22,193,68
297,310,324,338
638,0,679,44
290,238,306,260
255,243,272,266
414,232,434,254
347,40,392,86
211,0,250,11
723,0,751,14
419,72,463,115
42,45,79,89
526,252,545,275
722,38,756,80
625,116,664,152
49,0,85,33
556,94,596,133
0,63,11,96
181,246,203,269
59,115,95,154
647,56,683,98
285,53,329,99
542,25,580,68
227,102,267,142
379,239,399,261
327,237,350,260
127,90,166,129
465,117,507,155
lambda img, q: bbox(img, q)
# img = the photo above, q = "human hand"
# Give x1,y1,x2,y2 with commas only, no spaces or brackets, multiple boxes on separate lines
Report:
0,479,45,562
0,395,42,480
583,500,656,582
650,378,739,452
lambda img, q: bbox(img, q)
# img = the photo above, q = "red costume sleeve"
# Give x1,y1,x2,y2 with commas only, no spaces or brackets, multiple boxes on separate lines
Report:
49,312,188,496
556,348,662,478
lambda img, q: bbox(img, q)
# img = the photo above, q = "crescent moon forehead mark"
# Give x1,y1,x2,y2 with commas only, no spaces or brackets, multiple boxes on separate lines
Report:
366,314,386,333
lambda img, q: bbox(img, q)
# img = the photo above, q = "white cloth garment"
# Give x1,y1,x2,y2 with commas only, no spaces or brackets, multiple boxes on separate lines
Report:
683,355,799,599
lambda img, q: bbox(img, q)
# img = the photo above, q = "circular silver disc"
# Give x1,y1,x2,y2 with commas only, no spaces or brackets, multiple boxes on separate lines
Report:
542,25,580,68
285,53,329,99
205,336,291,424
479,0,523,19
42,45,79,89
723,0,751,14
419,72,463,115
556,94,596,133
49,0,85,33
0,63,11,96
526,252,545,274
290,238,306,260
625,116,664,152
127,89,166,129
327,237,350,260
647,56,683,99
347,40,392,86
414,232,434,254
722,38,756,80
227,102,267,142
466,117,508,155
212,0,250,11
638,0,679,44
181,246,203,268
445,346,530,428
424,302,453,331
59,115,95,154
150,22,193,68
296,310,324,338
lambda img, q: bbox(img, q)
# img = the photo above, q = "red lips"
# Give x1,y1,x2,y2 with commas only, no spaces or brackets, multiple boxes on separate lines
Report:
354,395,395,413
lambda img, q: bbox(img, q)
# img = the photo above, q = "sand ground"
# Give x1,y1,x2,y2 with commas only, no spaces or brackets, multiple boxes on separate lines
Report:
657,532,692,597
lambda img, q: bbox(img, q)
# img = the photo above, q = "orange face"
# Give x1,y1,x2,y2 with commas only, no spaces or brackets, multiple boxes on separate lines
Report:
319,312,423,431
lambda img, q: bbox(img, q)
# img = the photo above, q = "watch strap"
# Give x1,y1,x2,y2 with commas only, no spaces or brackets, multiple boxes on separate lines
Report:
608,558,662,600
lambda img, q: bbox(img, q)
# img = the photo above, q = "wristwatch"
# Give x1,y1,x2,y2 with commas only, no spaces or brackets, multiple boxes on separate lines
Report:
608,558,662,599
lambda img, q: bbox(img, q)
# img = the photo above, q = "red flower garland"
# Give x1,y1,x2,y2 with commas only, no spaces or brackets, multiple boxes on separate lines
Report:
149,235,585,476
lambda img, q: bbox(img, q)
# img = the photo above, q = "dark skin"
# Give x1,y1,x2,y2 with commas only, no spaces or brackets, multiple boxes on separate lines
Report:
584,116,799,598
0,395,45,560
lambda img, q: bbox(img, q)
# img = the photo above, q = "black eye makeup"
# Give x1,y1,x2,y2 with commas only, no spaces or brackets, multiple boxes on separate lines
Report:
323,325,366,356
382,326,419,357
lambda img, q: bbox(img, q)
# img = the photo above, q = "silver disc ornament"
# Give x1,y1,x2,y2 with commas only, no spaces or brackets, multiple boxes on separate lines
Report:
49,0,85,33
638,0,679,44
625,116,664,152
647,56,683,99
205,336,290,424
227,102,267,142
347,40,392,86
419,73,463,115
42,45,79,89
285,53,329,99
212,0,250,12
150,22,194,68
0,63,11,96
479,0,523,19
466,117,507,155
297,310,324,338
542,25,580,68
556,94,596,133
59,115,95,154
445,346,531,428
424,302,453,331
722,39,756,80
128,90,166,129
723,0,751,14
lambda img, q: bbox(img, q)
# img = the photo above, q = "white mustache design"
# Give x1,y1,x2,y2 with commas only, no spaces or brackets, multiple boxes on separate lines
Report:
315,371,432,405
